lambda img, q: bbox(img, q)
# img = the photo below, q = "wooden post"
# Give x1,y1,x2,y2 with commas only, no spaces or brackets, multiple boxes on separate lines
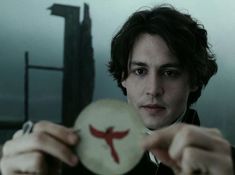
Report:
49,3,94,127
24,51,29,122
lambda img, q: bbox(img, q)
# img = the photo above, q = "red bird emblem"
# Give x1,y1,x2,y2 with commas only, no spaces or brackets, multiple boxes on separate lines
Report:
89,124,129,164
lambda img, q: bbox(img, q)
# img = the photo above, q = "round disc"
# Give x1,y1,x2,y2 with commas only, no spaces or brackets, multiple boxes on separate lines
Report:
74,99,145,175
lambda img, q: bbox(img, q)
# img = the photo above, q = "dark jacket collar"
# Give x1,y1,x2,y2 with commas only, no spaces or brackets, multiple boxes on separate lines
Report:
181,108,200,126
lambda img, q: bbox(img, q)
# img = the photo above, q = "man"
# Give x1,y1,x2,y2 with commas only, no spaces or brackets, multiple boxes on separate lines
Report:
108,5,234,174
0,4,234,175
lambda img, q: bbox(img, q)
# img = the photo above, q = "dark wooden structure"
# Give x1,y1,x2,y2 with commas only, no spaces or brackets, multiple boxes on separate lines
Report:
0,4,94,169
0,3,94,132
49,3,94,127
24,51,63,123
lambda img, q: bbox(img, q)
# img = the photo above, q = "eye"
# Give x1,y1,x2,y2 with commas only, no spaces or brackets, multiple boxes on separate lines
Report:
162,70,180,78
134,68,147,76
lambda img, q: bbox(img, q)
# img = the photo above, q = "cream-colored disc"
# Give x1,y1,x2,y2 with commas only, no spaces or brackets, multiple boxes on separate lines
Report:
74,99,145,175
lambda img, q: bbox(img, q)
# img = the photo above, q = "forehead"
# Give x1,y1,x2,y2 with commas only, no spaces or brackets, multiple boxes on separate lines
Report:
129,33,178,66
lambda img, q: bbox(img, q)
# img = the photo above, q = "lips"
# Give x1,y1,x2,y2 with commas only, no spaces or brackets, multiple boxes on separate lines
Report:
140,104,166,115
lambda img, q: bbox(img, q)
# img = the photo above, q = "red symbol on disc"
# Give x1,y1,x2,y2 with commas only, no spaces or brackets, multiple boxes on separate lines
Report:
89,124,129,164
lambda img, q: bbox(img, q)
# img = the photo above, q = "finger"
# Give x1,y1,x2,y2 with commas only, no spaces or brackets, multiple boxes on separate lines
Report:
141,123,184,150
141,124,229,158
142,124,222,149
169,125,230,161
0,152,48,175
141,123,231,170
2,133,78,166
33,121,79,145
180,147,233,175
13,130,23,139
141,124,184,168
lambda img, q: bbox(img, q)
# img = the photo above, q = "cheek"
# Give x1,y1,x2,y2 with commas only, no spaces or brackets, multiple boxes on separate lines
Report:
166,84,191,105
125,78,144,101
164,79,191,100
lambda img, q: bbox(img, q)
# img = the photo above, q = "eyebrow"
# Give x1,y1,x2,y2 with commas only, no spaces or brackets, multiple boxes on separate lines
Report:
129,61,147,67
129,61,182,69
160,63,182,69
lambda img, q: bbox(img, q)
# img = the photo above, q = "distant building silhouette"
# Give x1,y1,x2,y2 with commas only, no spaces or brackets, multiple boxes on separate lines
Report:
49,3,95,127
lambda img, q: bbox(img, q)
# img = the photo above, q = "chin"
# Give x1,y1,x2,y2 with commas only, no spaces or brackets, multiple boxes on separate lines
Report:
143,117,172,130
142,120,161,130
140,113,165,130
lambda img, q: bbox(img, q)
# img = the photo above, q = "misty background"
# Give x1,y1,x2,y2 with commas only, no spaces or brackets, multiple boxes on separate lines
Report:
0,0,235,144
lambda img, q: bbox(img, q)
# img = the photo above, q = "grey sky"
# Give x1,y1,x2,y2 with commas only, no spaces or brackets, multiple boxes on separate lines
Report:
0,0,235,143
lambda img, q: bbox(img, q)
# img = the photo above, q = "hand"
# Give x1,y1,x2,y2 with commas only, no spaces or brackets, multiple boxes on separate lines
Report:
141,124,233,175
0,121,79,175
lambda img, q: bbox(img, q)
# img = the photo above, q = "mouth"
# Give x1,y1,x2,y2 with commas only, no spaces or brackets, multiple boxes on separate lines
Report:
140,104,166,114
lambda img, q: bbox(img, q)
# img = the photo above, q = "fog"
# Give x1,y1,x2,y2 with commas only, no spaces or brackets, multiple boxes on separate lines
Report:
0,0,235,143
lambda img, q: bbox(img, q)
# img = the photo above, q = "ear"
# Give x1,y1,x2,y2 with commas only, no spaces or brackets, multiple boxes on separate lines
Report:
121,79,126,88
121,72,127,88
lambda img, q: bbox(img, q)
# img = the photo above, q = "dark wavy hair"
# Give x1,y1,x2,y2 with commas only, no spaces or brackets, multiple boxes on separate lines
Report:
108,4,217,106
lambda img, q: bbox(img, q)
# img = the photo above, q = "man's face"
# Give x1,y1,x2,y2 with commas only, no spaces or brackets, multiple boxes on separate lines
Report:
121,33,197,130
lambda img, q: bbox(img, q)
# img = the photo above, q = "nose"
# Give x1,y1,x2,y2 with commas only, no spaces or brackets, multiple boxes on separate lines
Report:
146,73,164,97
